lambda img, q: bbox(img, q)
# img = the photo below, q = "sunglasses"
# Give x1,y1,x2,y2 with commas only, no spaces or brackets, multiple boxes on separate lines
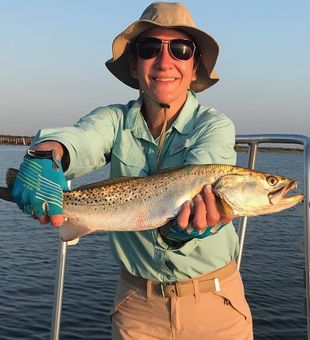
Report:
133,37,196,61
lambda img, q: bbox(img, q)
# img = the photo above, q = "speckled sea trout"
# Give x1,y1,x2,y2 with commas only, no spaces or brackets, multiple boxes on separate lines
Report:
0,164,303,241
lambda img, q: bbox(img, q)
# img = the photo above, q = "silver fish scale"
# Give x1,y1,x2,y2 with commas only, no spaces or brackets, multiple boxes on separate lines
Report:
64,170,184,209
62,165,217,231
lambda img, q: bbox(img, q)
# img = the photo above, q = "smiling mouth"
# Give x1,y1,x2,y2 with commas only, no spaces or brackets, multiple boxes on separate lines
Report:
152,77,177,82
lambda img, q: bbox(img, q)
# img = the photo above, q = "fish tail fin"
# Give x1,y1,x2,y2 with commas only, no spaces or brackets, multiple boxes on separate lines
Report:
6,168,18,189
0,168,18,202
0,186,14,202
59,222,92,241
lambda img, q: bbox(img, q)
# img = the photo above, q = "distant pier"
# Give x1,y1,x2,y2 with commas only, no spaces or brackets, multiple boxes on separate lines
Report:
0,135,33,145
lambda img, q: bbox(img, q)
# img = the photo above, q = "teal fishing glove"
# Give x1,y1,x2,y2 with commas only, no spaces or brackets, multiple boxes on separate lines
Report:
162,220,226,242
12,150,68,217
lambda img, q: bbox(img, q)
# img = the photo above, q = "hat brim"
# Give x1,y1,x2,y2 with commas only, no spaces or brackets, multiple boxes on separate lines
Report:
105,21,219,92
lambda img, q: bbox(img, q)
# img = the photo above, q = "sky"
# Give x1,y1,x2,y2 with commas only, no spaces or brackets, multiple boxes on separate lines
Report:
0,0,309,137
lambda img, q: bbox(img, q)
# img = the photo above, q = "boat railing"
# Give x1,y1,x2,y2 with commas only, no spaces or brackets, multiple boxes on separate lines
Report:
235,134,310,340
50,133,310,340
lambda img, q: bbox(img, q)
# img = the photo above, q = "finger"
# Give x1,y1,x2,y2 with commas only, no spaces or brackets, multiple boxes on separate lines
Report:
20,190,30,214
32,200,64,227
49,214,65,228
32,200,45,217
15,200,24,211
11,184,24,210
203,185,220,226
23,205,33,215
192,194,207,230
38,215,50,224
32,213,38,219
176,201,192,228
189,200,195,217
219,216,232,225
37,214,64,227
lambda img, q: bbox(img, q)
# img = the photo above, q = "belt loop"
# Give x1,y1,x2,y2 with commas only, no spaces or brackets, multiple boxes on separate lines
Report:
192,279,200,303
214,277,221,292
175,282,182,297
160,283,166,298
146,280,153,300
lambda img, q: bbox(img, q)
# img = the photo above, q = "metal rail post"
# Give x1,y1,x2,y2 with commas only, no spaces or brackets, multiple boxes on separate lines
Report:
50,238,68,340
235,134,310,339
303,139,310,339
237,142,258,269
50,180,77,340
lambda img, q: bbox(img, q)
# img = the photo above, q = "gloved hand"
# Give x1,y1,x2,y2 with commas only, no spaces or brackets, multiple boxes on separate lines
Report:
12,149,69,218
160,187,230,244
160,220,226,242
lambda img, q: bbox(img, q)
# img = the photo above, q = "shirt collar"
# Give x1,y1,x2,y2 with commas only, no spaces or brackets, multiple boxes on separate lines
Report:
125,90,199,139
170,90,198,135
125,96,153,141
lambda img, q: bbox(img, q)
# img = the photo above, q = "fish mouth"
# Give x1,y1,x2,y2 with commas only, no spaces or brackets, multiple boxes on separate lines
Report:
268,180,303,205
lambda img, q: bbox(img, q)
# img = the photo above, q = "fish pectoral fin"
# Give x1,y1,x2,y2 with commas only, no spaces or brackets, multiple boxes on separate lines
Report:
215,195,234,220
59,222,92,241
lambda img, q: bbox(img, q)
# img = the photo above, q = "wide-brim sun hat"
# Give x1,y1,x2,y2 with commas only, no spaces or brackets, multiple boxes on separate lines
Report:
105,2,219,93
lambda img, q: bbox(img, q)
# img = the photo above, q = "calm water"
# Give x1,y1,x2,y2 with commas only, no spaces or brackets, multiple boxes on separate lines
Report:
0,145,306,339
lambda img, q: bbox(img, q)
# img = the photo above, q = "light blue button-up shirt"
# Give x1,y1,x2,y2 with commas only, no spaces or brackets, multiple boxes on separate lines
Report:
33,90,239,282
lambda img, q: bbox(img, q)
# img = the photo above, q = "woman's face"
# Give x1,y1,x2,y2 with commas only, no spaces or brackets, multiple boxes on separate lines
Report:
130,27,197,109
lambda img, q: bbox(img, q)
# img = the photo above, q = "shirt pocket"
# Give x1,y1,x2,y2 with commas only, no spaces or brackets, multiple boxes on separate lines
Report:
163,138,193,168
111,140,148,176
213,271,252,321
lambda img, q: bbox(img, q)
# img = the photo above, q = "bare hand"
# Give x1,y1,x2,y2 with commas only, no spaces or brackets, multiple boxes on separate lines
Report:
176,185,232,231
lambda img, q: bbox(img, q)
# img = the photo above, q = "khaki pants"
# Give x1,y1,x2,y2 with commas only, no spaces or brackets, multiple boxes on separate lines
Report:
110,268,253,340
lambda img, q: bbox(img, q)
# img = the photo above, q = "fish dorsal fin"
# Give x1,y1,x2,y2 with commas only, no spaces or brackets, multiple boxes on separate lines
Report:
76,165,192,190
155,164,191,175
157,165,182,172
75,176,137,190
75,166,188,191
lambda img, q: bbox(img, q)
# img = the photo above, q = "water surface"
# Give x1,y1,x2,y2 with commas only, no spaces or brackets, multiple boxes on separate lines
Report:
0,145,306,339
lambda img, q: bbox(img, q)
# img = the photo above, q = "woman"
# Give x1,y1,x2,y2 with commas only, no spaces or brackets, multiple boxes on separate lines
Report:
12,2,253,339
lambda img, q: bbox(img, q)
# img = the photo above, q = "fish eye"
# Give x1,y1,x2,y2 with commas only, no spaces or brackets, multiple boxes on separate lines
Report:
267,176,278,186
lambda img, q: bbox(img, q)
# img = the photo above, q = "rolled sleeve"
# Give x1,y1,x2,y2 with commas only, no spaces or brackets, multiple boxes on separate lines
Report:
32,106,122,178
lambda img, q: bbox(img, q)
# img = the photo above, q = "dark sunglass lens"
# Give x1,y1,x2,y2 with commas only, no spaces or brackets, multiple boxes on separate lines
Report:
170,40,195,60
137,38,162,59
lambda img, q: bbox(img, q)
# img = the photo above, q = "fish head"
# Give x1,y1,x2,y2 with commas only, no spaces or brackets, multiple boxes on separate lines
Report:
213,169,304,217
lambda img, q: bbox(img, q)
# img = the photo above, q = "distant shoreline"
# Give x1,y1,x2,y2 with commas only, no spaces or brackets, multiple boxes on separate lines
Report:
0,134,303,153
0,135,33,146
234,145,303,154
